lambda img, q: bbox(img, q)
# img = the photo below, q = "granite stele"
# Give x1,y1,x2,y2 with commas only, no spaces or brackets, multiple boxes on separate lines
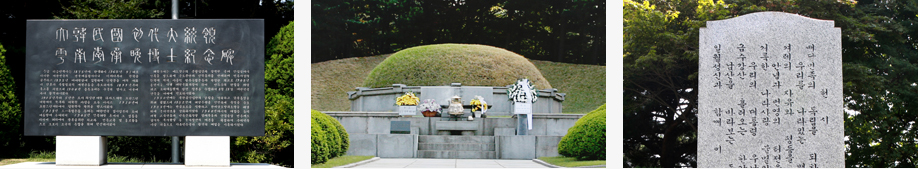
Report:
698,12,843,168
24,19,265,166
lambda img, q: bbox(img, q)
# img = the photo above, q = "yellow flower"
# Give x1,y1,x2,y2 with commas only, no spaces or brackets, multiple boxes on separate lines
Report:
396,92,419,106
470,99,487,112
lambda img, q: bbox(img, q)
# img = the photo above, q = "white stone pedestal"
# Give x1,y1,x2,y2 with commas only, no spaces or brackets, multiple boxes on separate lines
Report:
56,136,106,166
184,136,230,167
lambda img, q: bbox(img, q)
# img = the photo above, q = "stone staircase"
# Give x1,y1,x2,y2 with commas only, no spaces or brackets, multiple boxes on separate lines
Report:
417,135,496,159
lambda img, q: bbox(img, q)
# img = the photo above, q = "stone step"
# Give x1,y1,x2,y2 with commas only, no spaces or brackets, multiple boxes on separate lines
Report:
418,135,495,143
417,150,497,159
418,143,496,151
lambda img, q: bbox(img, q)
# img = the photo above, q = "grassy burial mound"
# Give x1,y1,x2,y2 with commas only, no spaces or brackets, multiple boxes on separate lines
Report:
363,44,552,88
311,54,389,112
531,60,605,113
312,45,606,113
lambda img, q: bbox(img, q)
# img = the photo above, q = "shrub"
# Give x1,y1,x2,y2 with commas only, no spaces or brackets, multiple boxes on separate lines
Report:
311,111,330,164
319,112,350,158
232,21,294,167
363,44,552,89
311,110,349,164
232,96,294,167
106,136,171,162
0,43,25,157
266,21,294,105
559,104,606,160
328,114,349,157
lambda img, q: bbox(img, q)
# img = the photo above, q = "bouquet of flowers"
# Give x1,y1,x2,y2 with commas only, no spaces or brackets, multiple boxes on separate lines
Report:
470,96,488,113
419,99,441,117
396,92,419,106
507,78,538,103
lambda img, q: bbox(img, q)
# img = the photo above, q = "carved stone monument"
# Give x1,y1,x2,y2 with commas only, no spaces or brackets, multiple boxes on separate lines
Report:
699,12,843,168
25,19,265,166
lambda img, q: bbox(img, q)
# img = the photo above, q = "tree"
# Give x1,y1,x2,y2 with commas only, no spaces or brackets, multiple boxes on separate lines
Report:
0,43,26,157
55,0,165,19
232,21,294,168
623,0,721,167
311,0,605,65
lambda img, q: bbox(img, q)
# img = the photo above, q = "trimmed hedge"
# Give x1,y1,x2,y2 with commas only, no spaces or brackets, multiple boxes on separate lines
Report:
311,111,329,164
311,110,350,164
363,44,552,89
558,104,606,160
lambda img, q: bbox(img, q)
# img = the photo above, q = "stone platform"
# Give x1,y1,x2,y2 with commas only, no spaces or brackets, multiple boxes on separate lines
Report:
328,111,582,159
347,83,566,116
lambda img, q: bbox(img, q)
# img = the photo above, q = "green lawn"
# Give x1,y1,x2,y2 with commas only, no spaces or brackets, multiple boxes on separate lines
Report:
311,54,605,114
0,151,170,166
311,155,375,168
537,156,606,167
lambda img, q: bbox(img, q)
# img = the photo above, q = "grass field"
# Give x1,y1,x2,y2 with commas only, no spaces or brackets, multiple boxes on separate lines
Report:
537,156,606,167
311,54,605,114
311,155,374,168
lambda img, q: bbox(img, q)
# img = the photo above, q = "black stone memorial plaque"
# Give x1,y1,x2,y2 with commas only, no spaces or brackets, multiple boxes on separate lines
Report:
390,121,410,134
24,19,265,136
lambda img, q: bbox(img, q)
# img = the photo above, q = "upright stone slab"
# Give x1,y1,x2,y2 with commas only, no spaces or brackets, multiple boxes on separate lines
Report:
24,20,265,136
699,12,842,168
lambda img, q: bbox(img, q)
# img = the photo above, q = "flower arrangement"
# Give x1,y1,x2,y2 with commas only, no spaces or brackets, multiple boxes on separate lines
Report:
470,96,488,113
396,92,419,106
419,99,441,117
507,78,538,103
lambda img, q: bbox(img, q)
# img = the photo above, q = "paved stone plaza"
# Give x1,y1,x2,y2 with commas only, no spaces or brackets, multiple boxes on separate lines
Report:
352,158,548,168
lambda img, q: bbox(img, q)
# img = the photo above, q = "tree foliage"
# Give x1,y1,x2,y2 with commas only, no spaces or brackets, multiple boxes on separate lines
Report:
625,0,918,167
312,0,605,65
0,43,26,157
55,0,165,19
232,97,293,167
232,21,294,167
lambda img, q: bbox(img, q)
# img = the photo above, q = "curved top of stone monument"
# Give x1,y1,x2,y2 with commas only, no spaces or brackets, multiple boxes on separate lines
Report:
705,11,835,29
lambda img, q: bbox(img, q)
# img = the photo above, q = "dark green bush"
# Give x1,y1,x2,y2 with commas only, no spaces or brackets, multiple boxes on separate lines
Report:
0,43,26,157
559,104,606,160
311,110,330,164
232,96,294,167
310,110,331,164
311,110,349,164
313,110,349,158
266,21,294,105
106,136,172,162
327,113,349,157
231,21,294,168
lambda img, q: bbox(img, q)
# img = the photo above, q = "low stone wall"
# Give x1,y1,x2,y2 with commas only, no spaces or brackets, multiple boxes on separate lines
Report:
345,134,418,158
347,83,566,115
325,111,583,136
329,111,582,159
495,136,565,159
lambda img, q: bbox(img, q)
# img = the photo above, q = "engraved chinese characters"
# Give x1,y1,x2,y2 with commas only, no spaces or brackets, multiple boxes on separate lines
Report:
25,20,265,136
699,12,843,168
